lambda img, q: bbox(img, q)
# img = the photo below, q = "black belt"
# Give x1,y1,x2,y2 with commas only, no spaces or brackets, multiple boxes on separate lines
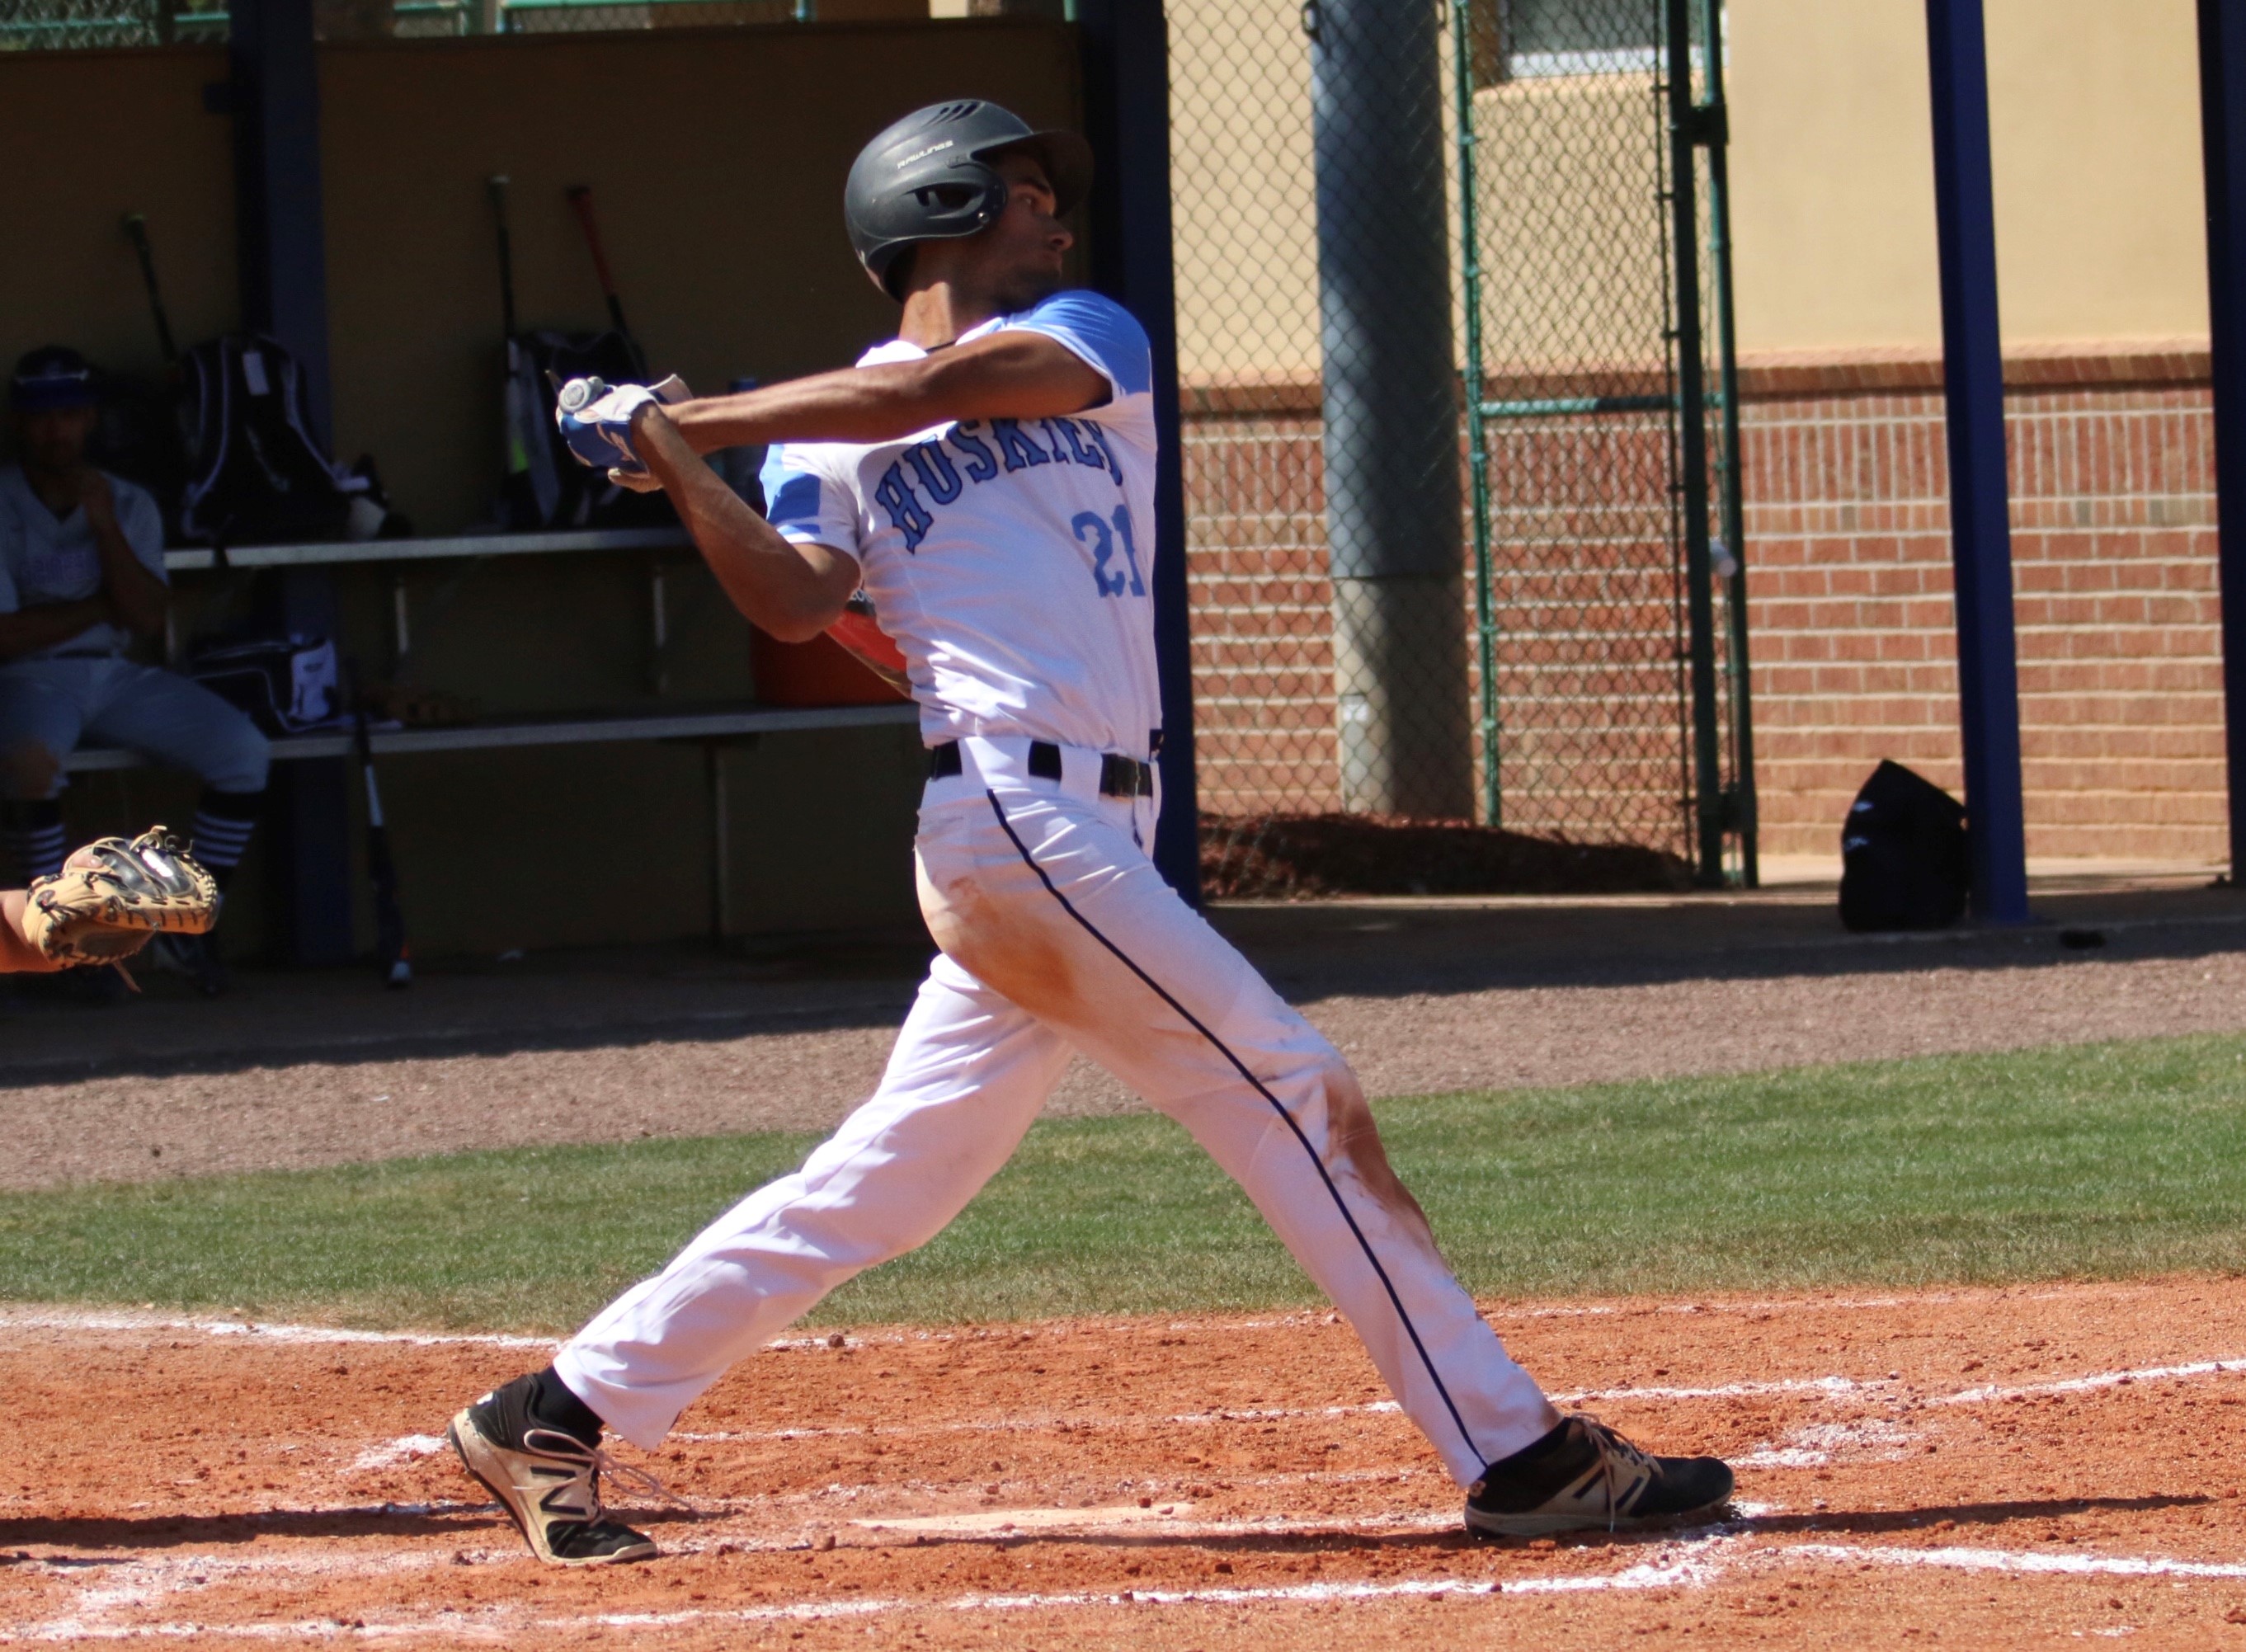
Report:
927,740,1154,798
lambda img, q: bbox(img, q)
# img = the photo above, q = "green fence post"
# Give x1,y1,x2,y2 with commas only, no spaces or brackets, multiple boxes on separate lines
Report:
1664,0,1725,888
1451,0,1500,829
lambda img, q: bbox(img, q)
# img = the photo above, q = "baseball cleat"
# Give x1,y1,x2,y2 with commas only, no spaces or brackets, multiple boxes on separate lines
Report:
1463,1414,1733,1538
448,1374,660,1565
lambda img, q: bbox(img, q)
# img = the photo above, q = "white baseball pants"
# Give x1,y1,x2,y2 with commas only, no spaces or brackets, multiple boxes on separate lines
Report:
0,657,271,800
557,736,1556,1485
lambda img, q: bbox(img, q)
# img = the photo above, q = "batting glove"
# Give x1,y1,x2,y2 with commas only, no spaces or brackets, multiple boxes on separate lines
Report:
554,374,690,476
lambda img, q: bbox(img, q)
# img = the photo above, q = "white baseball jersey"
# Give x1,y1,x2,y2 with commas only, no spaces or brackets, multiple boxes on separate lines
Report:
0,465,167,659
759,289,1162,760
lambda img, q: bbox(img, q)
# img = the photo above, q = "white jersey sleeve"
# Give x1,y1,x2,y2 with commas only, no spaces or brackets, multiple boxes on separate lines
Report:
758,444,864,558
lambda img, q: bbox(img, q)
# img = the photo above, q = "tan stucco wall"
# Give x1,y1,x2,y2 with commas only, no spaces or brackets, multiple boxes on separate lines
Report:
1166,0,2214,379
1166,0,1319,384
1727,0,2209,354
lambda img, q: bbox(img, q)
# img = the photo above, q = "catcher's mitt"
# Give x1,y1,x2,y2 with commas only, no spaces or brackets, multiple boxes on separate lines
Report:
25,826,219,967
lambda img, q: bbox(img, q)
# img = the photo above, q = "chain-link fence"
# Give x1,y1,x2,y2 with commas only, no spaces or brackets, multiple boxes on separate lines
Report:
1174,0,1748,896
0,0,793,45
0,0,222,48
2,0,1749,895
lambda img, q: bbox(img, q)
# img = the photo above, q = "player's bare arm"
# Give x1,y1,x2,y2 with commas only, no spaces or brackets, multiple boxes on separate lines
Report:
0,595,115,661
632,332,1104,638
633,412,859,641
655,331,1109,459
78,468,167,638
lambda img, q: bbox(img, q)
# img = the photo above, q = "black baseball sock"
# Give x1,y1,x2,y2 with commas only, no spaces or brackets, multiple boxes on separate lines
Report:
188,787,263,892
2,799,66,885
528,1365,605,1447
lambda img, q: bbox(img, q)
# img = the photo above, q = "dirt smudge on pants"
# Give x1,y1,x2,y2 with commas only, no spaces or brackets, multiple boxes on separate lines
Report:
916,850,1081,1026
1316,1062,1443,1258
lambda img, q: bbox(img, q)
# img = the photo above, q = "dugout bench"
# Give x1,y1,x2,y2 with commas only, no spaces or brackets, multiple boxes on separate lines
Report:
62,525,917,955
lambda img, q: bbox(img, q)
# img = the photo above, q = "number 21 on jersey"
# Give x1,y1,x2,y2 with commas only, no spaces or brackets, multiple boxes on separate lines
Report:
1073,506,1146,599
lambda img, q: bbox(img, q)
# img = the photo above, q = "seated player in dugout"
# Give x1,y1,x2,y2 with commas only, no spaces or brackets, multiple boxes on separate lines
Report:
445,100,1737,1565
0,347,268,995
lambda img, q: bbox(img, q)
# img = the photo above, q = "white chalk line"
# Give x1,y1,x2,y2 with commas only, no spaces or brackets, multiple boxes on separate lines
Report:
1933,1357,2246,1406
347,1436,446,1473
0,1310,555,1353
18,1526,2246,1642
1733,1418,1921,1470
667,1353,2246,1449
292,1345,2246,1518
0,1535,1740,1641
1790,1540,2246,1582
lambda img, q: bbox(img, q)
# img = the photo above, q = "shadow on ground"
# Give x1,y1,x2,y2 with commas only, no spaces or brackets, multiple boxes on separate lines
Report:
3,877,2242,1092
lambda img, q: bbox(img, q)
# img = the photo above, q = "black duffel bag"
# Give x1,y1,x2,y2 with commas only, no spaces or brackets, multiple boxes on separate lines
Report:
1839,760,1971,932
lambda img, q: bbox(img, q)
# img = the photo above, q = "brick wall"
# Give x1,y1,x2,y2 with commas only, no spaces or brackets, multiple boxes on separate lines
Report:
1182,400,1344,816
1183,385,1694,850
1180,345,2230,866
1741,348,2224,862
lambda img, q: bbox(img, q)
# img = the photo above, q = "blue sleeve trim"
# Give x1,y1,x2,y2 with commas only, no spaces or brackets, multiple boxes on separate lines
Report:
760,448,829,535
1012,290,1153,400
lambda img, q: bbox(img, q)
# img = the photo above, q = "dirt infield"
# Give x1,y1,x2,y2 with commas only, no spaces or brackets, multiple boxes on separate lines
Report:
7,1278,2245,1647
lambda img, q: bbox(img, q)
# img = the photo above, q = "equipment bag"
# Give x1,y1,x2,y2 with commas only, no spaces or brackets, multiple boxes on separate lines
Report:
178,335,389,547
188,634,350,736
1838,759,1970,932
501,327,673,530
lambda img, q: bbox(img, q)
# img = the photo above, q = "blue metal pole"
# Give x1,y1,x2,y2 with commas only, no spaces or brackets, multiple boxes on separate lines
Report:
228,0,333,437
1076,0,1201,905
229,0,353,963
1923,0,2030,923
2197,0,2246,881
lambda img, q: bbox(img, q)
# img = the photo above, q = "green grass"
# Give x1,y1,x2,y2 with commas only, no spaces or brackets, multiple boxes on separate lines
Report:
3,1032,2244,1332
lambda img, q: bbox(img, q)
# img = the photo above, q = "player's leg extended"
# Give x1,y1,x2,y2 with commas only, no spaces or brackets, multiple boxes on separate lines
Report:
553,951,1073,1449
917,787,1550,1485
921,784,1730,1532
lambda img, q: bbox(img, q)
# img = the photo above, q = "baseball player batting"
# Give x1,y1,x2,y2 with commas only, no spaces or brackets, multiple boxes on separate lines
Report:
445,100,1734,1565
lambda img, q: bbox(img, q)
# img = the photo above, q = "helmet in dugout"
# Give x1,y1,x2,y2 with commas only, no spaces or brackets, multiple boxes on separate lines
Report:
845,100,1093,299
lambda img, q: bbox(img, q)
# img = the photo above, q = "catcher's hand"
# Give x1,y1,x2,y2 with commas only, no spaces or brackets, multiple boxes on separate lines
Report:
25,826,219,967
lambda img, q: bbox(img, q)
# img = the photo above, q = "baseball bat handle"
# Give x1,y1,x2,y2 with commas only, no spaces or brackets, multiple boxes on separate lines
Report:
121,212,180,369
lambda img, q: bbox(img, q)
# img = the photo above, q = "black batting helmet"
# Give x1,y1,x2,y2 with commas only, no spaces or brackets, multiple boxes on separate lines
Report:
844,100,1093,299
